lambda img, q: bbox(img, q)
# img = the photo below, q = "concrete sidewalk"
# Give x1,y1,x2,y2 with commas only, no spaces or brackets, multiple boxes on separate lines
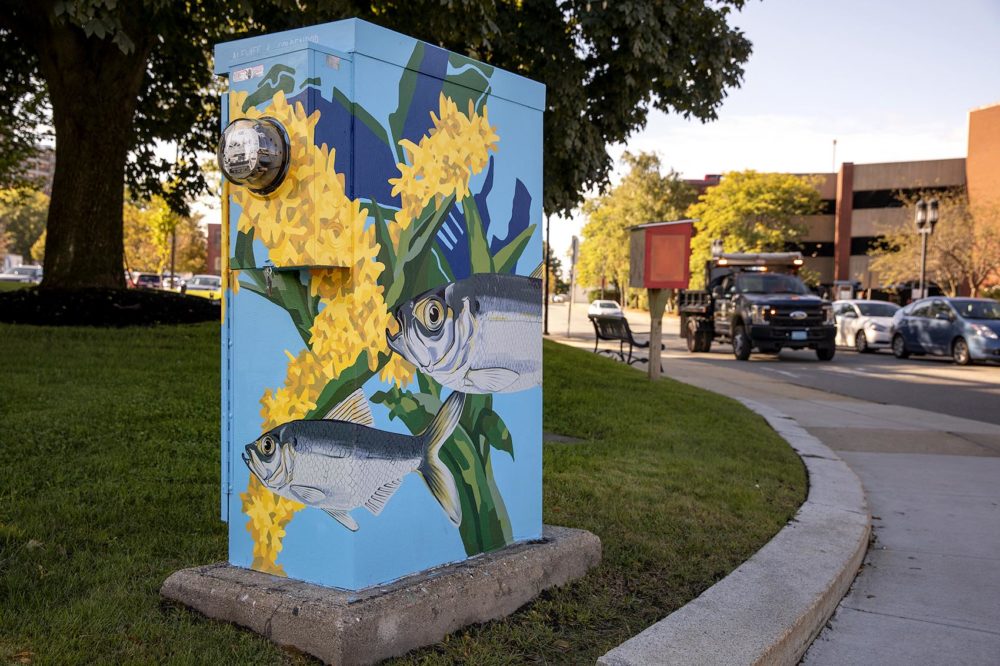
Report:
548,319,1000,664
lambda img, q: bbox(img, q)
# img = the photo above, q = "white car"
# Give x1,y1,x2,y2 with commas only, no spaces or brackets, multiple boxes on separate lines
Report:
833,299,900,352
588,299,623,318
0,265,43,284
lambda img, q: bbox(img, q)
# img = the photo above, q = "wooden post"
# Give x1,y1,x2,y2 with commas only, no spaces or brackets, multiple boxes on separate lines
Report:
647,288,668,380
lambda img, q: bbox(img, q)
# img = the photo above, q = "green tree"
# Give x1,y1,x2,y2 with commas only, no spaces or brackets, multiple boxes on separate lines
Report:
2,1,752,290
686,171,822,288
0,188,49,262
578,152,697,305
542,241,568,296
122,196,206,274
868,189,1000,297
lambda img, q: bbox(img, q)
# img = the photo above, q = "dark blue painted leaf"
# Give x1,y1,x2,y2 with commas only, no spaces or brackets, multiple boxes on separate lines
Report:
489,179,532,258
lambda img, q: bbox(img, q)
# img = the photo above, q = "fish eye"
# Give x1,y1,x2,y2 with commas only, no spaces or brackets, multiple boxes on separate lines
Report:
414,297,446,332
260,436,276,456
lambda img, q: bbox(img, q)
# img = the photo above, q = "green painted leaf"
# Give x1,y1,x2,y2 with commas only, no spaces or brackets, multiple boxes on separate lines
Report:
372,386,433,427
384,194,456,308
232,228,256,268
243,64,296,111
388,43,425,164
463,196,493,273
332,88,392,149
477,409,514,460
239,269,316,345
416,371,441,400
444,53,494,115
493,224,537,274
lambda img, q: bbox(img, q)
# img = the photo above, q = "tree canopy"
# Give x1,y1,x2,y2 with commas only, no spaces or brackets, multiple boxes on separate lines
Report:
686,170,822,288
0,188,49,263
577,151,697,304
1,0,752,289
868,189,1000,297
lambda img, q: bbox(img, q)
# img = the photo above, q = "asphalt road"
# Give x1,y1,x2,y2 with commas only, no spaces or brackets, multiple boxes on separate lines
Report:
547,301,1000,426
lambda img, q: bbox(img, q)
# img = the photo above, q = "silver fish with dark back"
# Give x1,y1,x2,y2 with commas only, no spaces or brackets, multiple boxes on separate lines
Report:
386,273,542,393
243,389,465,531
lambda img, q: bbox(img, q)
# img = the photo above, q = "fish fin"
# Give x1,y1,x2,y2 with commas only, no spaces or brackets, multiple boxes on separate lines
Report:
529,262,544,279
322,508,359,531
364,478,403,516
324,388,374,426
465,367,519,392
290,484,327,504
417,392,465,526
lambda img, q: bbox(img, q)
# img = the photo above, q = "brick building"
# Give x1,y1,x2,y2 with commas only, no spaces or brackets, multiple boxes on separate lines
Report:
695,101,1000,292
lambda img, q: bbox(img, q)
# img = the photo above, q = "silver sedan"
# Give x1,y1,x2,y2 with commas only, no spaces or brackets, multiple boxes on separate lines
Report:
833,299,900,353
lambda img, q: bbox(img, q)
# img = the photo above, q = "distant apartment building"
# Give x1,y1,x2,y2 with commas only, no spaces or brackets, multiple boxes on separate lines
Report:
24,146,56,195
205,222,222,275
684,173,721,196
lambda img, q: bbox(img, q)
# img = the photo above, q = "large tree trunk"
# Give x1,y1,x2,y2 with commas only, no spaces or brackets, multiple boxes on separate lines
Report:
33,13,152,289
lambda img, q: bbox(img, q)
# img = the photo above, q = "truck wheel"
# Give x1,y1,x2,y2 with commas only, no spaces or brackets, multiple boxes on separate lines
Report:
732,325,751,361
892,334,910,359
855,331,869,353
952,337,972,365
697,333,712,353
816,346,835,361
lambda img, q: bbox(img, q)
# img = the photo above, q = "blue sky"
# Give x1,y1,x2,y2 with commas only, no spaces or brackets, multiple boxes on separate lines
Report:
552,0,1000,255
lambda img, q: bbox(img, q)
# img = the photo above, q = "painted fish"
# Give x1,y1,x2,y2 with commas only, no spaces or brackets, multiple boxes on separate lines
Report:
386,273,542,393
242,389,465,532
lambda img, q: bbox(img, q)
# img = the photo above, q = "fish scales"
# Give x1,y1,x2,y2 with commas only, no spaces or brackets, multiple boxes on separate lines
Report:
283,421,422,509
244,390,466,531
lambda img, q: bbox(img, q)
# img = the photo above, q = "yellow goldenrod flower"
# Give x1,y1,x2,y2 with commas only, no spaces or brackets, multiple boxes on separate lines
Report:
388,94,499,229
228,90,361,268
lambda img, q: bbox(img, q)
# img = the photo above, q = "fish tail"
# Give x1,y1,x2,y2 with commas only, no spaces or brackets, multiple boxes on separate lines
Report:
417,391,466,527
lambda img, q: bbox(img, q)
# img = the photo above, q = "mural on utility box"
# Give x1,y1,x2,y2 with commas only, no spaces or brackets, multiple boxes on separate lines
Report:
222,31,542,589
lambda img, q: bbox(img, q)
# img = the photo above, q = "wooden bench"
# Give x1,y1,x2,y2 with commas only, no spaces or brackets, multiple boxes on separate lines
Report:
588,315,662,367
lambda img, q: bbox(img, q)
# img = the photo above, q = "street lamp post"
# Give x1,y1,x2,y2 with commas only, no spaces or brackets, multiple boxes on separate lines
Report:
914,198,939,299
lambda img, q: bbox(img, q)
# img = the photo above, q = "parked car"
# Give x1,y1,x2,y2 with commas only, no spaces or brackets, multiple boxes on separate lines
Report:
0,265,43,284
890,297,1000,365
133,272,162,289
184,274,222,301
161,275,185,291
833,299,900,353
588,299,623,318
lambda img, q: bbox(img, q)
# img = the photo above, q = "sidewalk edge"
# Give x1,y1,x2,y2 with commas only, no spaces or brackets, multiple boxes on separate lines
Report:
597,399,870,666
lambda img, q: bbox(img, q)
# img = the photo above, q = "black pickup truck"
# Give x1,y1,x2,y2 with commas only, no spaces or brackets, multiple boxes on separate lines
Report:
679,252,837,361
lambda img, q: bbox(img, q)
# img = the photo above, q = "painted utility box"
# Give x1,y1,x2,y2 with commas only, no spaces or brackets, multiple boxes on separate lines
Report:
214,19,545,591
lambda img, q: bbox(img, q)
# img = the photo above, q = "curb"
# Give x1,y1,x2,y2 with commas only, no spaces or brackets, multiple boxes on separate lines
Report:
598,399,870,666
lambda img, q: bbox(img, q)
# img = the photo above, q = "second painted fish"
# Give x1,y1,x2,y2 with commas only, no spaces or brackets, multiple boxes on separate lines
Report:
386,273,542,393
243,389,465,531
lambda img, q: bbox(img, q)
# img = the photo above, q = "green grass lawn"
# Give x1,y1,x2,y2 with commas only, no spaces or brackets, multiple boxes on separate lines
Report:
0,325,805,665
0,281,30,292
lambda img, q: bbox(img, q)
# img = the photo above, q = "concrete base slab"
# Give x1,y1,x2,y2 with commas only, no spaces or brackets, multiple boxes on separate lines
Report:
161,525,600,665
